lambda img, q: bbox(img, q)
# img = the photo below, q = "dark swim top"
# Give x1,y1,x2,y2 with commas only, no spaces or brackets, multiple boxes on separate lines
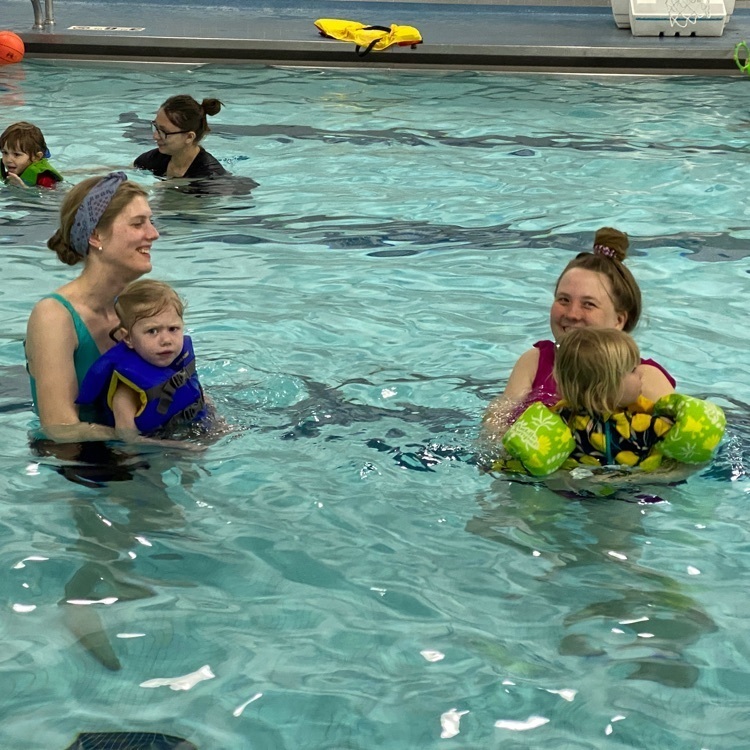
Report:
528,339,676,408
27,293,101,421
134,147,228,178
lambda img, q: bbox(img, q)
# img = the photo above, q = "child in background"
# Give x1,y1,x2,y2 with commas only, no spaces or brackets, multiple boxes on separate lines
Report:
498,328,725,476
77,279,207,439
1,121,63,188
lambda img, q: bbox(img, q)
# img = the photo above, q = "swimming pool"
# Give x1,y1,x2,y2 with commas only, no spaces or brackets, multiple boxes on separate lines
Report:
1,61,749,749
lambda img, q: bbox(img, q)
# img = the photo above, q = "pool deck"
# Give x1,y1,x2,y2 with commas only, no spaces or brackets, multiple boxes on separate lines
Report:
4,0,750,74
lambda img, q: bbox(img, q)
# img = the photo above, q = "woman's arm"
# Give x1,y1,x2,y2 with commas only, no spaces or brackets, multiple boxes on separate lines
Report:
480,347,540,443
637,363,675,402
26,298,117,442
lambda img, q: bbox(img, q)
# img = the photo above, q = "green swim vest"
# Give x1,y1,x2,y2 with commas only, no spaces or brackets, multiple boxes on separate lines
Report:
18,158,63,187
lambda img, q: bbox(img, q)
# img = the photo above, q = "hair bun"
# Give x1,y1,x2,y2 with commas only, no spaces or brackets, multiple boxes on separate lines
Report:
593,227,629,261
201,98,223,117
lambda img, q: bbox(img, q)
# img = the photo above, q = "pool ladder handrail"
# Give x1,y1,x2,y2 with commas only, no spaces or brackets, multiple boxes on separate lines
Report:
30,0,55,28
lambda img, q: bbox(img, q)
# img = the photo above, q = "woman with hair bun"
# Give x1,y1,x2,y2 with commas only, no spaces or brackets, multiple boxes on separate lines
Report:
482,227,676,442
135,94,228,179
25,173,159,441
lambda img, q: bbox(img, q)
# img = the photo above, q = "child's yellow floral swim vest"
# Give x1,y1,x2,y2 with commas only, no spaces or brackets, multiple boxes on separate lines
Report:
494,394,726,477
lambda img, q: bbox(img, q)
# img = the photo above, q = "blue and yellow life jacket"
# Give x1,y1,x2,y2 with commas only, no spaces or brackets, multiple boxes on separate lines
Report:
77,336,206,434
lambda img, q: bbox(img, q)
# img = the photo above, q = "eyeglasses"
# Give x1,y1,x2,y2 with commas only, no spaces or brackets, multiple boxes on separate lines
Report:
150,121,189,139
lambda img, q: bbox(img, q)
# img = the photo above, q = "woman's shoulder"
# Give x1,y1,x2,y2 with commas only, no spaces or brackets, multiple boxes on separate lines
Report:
30,293,75,320
134,148,169,175
636,359,676,401
26,295,80,362
516,345,542,363
639,356,676,386
501,345,543,398
189,148,228,177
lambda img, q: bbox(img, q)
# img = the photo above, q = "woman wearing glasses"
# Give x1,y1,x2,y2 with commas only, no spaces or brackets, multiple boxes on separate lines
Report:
134,94,228,179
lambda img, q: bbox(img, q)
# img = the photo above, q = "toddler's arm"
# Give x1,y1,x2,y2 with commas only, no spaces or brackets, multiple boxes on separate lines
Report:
110,380,206,451
111,382,142,441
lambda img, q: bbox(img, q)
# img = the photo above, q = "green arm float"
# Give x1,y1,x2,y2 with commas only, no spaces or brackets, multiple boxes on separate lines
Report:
500,401,576,477
653,393,726,464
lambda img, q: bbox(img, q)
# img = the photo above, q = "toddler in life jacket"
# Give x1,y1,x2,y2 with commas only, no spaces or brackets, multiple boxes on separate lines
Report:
77,279,206,438
496,328,725,477
1,121,63,188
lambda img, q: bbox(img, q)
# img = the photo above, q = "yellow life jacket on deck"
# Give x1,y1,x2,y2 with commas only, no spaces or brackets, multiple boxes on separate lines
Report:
314,18,423,57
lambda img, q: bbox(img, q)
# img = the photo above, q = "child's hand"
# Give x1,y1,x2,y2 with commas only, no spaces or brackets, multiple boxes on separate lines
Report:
5,173,27,188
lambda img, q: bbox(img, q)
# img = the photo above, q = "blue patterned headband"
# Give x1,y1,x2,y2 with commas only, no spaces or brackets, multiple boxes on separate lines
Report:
70,171,128,257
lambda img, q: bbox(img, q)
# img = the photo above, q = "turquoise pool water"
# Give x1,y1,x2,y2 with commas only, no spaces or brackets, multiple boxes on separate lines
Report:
1,61,749,749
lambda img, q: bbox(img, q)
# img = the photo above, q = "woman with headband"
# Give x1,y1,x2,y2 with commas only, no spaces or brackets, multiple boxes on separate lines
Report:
482,227,676,443
134,94,228,179
25,172,159,441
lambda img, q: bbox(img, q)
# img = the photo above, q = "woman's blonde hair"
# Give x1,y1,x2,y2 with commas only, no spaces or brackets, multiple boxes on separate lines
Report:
47,177,148,265
554,328,640,415
111,279,184,341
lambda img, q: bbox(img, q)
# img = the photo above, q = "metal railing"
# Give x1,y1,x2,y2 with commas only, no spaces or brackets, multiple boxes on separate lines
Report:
30,0,55,28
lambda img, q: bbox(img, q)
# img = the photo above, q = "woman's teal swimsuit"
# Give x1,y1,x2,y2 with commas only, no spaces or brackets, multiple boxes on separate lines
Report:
27,293,102,422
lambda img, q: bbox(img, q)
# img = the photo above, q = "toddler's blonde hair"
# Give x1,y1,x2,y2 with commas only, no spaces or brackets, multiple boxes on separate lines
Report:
554,328,639,415
111,279,184,341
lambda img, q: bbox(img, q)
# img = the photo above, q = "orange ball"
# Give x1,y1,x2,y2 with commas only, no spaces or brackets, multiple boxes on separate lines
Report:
0,31,25,66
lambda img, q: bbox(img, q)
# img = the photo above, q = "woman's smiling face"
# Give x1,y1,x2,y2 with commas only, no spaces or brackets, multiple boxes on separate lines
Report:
96,195,159,279
550,267,627,341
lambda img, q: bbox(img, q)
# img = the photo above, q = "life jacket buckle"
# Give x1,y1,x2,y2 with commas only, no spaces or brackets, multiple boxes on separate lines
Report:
156,368,189,414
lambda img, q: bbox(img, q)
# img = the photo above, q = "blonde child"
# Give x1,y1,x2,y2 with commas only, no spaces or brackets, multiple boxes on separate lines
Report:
77,279,206,438
498,328,725,476
553,328,669,468
1,121,63,188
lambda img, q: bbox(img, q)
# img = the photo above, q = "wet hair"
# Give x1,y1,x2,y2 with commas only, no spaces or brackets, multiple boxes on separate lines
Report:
160,94,223,143
112,279,185,341
47,177,148,265
554,328,640,415
0,121,47,157
554,227,642,333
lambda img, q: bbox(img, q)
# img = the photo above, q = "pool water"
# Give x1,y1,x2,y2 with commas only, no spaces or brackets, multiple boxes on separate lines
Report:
1,61,749,749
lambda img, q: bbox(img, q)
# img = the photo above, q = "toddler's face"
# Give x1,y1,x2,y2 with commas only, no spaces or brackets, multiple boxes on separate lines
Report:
618,368,642,407
1,144,39,176
124,305,184,367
